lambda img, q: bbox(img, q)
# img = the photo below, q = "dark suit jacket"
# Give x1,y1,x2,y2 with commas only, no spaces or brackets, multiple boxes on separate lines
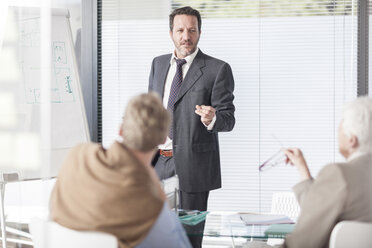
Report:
149,50,235,192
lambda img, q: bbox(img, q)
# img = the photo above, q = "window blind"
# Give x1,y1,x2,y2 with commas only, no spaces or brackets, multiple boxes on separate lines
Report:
102,0,358,212
369,0,372,96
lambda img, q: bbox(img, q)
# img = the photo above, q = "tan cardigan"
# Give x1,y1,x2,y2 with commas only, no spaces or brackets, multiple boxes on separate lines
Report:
283,153,372,248
50,142,165,248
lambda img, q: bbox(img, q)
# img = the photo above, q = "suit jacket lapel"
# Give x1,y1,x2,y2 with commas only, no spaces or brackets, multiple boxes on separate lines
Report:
175,50,205,103
157,55,171,99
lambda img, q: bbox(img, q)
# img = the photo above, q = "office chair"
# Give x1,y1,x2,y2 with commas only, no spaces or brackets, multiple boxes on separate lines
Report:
29,218,118,248
267,192,300,246
270,192,300,222
160,175,179,210
329,221,372,248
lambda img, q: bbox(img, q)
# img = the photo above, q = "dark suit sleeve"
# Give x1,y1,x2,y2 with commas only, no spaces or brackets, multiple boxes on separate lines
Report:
209,62,235,133
148,58,155,92
148,58,160,167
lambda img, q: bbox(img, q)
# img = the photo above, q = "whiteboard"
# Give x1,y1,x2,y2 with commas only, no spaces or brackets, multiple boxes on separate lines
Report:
1,7,90,180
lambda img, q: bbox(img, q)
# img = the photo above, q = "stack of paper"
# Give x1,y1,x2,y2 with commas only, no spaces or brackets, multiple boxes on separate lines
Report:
239,213,294,225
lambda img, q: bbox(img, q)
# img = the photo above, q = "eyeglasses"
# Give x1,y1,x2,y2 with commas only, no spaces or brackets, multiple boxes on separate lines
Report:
259,150,287,172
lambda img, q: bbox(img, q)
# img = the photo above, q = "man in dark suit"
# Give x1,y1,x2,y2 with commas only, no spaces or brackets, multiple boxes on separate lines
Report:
148,6,235,215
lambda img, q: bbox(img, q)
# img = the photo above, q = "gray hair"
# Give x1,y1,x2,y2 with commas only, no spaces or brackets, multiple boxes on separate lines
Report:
342,96,372,153
121,92,170,152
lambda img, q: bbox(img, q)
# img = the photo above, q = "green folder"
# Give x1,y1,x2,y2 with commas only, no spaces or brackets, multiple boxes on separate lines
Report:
264,224,295,238
178,211,209,226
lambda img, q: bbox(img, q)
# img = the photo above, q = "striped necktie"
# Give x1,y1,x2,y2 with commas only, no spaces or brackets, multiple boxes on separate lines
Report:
167,58,187,139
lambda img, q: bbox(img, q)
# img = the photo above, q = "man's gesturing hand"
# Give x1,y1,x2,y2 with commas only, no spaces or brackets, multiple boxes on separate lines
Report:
195,105,216,126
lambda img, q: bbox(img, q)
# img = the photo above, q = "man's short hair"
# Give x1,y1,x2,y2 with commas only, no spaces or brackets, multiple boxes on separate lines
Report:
169,6,202,32
342,96,372,153
121,93,170,152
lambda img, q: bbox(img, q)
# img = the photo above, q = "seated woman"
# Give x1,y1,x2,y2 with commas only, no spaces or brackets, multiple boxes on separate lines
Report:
282,96,372,248
50,93,191,248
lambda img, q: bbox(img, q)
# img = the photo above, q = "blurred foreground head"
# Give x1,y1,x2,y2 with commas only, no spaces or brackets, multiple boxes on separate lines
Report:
120,92,170,152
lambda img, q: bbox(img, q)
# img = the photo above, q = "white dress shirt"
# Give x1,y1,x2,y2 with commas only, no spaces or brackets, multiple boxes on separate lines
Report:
159,48,216,150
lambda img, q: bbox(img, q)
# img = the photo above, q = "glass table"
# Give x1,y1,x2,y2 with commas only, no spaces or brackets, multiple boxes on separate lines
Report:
183,212,292,247
185,212,271,237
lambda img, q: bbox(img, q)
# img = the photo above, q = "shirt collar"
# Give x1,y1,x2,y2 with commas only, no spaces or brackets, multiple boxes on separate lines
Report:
347,150,366,161
169,47,199,66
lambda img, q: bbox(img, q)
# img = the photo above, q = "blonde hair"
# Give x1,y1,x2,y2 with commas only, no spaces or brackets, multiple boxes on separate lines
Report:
121,93,170,152
342,96,372,154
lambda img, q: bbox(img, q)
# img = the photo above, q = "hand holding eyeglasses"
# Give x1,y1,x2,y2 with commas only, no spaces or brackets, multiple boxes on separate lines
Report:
258,135,288,172
282,148,312,181
258,150,287,172
259,147,312,181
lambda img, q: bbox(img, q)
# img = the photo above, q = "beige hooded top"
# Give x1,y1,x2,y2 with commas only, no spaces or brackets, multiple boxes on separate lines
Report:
50,141,166,248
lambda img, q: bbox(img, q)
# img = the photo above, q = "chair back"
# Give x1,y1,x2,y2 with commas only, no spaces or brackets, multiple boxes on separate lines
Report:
267,192,300,246
329,221,372,248
29,218,118,248
271,192,300,222
161,175,179,209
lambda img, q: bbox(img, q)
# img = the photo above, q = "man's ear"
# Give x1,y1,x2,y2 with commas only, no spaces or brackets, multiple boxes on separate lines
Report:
119,126,123,137
349,135,359,149
169,30,173,38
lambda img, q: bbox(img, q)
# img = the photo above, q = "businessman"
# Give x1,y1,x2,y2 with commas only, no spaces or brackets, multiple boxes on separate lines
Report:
148,6,235,213
282,96,372,248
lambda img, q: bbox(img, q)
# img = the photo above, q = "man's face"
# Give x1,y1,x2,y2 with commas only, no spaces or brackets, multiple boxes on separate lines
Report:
170,14,200,58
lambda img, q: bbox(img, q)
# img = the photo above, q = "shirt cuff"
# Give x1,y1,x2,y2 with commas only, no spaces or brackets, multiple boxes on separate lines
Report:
203,115,217,130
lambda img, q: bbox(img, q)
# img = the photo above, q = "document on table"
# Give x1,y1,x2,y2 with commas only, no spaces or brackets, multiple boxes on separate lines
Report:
239,213,294,225
178,210,209,226
264,224,295,237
